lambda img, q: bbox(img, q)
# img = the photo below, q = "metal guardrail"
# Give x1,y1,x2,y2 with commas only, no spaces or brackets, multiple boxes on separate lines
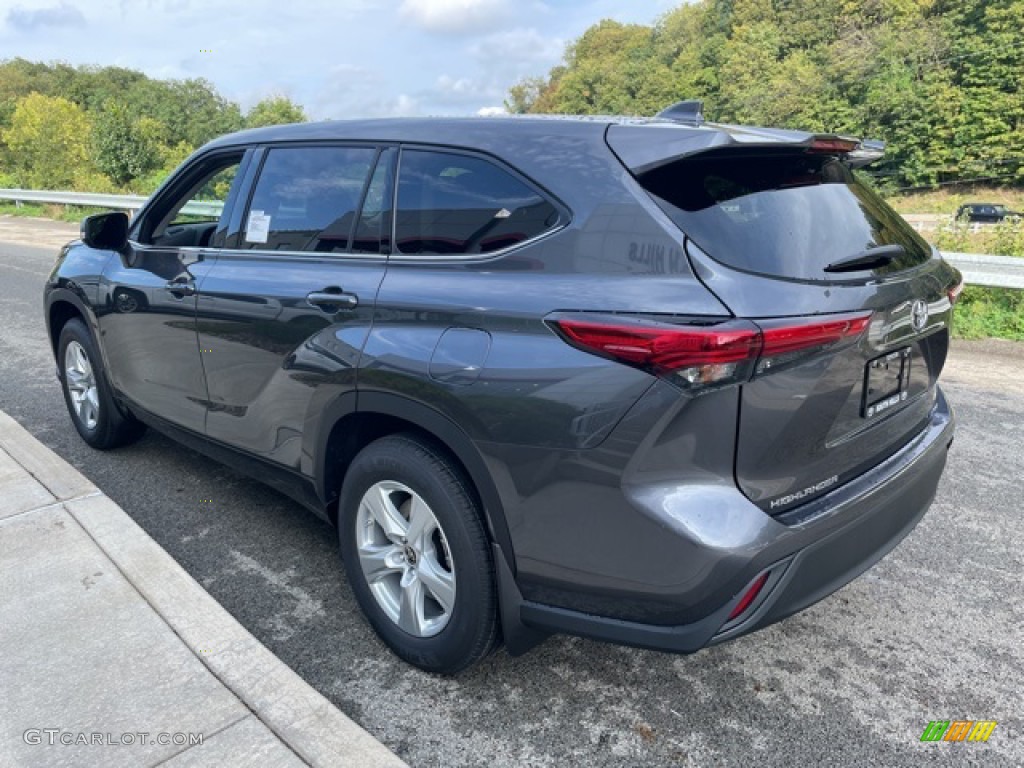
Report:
942,252,1024,291
0,188,149,210
0,188,1021,289
0,188,223,218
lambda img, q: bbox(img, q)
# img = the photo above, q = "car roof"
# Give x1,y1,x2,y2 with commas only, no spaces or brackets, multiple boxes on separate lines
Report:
201,115,871,180
202,114,829,154
203,116,615,151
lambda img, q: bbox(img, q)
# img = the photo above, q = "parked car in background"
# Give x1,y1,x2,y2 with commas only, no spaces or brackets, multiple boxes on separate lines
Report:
45,103,961,674
955,202,1023,223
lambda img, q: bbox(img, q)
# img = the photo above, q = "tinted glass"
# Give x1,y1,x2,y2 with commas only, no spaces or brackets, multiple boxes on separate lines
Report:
169,164,236,227
640,153,932,281
146,154,242,247
396,150,558,256
352,148,395,254
244,146,376,252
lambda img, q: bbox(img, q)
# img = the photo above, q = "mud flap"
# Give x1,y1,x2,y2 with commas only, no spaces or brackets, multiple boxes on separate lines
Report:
493,543,550,656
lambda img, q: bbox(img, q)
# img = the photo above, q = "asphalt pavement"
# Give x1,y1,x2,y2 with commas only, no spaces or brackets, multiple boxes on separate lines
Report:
1,217,1021,766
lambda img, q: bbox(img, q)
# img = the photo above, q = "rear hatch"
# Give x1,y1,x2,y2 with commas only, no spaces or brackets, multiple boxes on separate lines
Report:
608,123,962,514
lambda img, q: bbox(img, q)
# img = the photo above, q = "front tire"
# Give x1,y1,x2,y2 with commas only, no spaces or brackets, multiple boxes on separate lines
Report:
58,318,145,449
338,434,498,674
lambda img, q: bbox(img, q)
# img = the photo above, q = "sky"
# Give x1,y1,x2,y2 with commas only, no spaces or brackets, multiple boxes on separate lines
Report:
0,0,678,119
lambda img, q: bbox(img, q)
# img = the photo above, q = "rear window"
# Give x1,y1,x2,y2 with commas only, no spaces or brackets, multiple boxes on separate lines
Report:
639,152,932,281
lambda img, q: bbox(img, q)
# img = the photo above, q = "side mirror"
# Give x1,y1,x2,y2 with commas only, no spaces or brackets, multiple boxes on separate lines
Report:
81,211,129,252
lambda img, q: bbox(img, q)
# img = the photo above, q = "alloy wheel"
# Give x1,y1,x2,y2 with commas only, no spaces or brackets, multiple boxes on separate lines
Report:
355,480,456,637
64,340,99,430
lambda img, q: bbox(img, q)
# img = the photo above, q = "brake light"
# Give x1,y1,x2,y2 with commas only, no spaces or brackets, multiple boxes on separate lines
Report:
756,313,872,374
550,311,872,390
808,138,859,154
552,317,761,388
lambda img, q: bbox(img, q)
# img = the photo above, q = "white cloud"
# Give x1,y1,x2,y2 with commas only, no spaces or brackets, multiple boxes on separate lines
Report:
468,27,564,67
5,0,83,30
476,106,506,116
305,64,424,119
388,93,420,116
436,74,475,95
399,0,509,34
0,0,668,121
407,26,565,114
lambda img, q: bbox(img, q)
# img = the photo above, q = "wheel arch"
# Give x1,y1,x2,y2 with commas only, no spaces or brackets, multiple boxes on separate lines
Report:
46,289,94,358
314,391,515,571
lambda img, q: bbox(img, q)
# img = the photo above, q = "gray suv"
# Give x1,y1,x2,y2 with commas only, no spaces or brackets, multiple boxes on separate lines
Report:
45,103,960,673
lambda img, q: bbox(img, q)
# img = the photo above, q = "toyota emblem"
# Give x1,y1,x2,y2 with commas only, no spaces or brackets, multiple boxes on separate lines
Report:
911,299,929,332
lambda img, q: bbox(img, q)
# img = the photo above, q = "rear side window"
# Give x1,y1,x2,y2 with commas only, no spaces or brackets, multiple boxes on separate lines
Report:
639,153,932,281
396,149,559,256
243,146,376,252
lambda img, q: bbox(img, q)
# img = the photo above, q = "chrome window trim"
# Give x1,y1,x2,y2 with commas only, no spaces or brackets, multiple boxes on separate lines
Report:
204,247,387,263
384,226,566,266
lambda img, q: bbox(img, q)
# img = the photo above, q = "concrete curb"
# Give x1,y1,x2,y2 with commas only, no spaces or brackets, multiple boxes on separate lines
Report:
0,410,407,768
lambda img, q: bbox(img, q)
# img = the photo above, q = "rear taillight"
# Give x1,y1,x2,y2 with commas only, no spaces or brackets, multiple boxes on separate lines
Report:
552,316,761,389
755,313,872,375
549,311,872,391
947,277,965,305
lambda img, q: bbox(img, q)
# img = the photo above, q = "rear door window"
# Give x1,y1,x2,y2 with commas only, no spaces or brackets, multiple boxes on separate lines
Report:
352,148,395,255
638,152,933,281
395,149,559,256
243,146,376,253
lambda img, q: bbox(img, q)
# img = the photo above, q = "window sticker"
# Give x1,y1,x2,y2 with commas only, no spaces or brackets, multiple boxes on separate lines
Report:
246,210,270,243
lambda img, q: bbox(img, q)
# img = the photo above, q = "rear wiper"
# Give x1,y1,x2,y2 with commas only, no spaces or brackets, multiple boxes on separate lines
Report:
824,244,906,273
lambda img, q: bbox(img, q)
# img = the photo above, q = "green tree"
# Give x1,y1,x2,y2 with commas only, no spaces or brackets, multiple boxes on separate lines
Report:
128,77,243,147
716,13,783,123
505,77,547,114
135,140,196,195
245,95,307,128
2,93,91,189
511,0,1024,190
91,101,161,185
541,21,657,114
939,0,1024,183
0,61,275,189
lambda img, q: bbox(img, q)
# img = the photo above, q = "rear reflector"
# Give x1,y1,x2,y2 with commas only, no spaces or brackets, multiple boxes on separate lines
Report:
550,312,872,390
728,572,770,621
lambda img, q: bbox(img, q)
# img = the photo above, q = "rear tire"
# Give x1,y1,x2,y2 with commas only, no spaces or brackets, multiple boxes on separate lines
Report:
58,318,145,449
338,434,498,674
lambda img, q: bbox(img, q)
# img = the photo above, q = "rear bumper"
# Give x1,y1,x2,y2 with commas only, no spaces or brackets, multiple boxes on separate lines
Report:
512,386,955,653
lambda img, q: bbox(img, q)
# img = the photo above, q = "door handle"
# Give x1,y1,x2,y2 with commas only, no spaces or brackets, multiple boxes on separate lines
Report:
165,278,196,297
307,288,358,313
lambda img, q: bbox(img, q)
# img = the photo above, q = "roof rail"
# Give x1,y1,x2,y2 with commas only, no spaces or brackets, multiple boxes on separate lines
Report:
655,100,705,126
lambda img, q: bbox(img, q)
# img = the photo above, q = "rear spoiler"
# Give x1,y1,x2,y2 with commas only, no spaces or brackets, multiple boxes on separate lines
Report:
608,101,886,175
